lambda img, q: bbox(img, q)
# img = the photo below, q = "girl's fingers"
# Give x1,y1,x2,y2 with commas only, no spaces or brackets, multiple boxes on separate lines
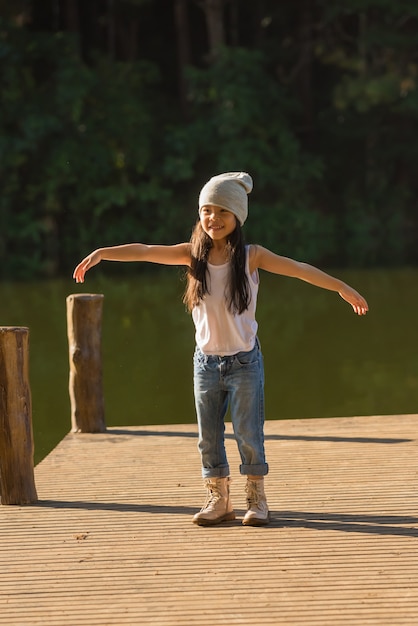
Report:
73,263,87,282
353,303,368,315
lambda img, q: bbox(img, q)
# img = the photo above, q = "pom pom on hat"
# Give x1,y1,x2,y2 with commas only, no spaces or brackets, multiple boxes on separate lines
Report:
198,172,253,225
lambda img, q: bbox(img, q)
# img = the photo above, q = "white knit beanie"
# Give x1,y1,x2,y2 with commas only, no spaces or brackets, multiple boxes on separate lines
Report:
198,172,253,226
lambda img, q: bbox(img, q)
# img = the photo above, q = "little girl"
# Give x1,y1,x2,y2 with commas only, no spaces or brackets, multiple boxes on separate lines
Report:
73,171,368,527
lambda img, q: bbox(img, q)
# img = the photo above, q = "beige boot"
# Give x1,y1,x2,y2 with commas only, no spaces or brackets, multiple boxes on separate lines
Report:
192,477,235,526
242,477,270,526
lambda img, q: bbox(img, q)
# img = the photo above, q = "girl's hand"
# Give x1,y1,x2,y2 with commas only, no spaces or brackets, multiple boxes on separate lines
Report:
339,285,369,316
73,250,101,283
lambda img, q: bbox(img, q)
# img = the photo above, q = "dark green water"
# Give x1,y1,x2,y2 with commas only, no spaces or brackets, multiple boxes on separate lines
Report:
1,267,416,465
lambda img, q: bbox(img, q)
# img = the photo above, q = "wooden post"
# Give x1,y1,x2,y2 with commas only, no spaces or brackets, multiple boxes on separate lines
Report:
0,327,38,505
66,294,106,433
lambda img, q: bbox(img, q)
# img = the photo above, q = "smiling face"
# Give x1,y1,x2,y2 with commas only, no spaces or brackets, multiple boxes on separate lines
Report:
199,204,237,242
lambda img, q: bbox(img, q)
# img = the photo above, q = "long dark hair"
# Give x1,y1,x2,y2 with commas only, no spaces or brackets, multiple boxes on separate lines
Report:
183,220,251,314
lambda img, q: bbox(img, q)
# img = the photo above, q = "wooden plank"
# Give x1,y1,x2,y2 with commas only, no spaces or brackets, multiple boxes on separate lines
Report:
1,414,418,625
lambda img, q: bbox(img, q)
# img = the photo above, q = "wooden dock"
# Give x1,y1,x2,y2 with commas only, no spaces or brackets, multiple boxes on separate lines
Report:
2,413,418,625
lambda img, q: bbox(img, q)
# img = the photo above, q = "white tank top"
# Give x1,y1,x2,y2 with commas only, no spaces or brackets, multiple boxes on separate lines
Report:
192,246,259,355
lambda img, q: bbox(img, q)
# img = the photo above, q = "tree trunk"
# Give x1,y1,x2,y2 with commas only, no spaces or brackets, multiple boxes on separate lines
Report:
67,294,106,433
63,0,80,31
107,0,116,60
174,0,192,116
119,18,139,62
0,327,38,505
201,0,225,60
296,0,314,137
61,0,81,56
228,0,239,46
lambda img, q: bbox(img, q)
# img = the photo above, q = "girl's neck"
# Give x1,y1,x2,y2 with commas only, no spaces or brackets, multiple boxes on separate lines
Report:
208,241,229,266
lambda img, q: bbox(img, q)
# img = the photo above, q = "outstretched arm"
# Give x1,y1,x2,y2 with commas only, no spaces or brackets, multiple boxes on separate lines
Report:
252,245,369,315
73,243,191,283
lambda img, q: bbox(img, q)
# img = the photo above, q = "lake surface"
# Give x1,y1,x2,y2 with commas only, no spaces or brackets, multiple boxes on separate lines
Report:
1,267,416,464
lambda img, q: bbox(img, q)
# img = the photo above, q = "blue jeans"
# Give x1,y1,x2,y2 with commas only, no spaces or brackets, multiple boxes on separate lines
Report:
193,339,269,479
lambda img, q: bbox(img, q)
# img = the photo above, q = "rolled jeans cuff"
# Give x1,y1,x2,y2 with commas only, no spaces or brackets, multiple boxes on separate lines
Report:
202,466,230,479
240,463,269,476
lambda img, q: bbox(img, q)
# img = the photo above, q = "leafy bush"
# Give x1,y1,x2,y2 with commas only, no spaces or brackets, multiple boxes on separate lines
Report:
0,21,170,278
164,47,333,261
1,4,418,280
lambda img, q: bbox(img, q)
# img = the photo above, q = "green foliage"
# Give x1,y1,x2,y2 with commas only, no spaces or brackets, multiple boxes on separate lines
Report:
0,20,170,278
1,1,418,279
341,185,409,266
313,1,418,266
164,47,332,261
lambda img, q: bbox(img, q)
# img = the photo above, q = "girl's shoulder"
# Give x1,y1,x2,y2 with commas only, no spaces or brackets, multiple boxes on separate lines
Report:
248,243,285,273
247,244,259,275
